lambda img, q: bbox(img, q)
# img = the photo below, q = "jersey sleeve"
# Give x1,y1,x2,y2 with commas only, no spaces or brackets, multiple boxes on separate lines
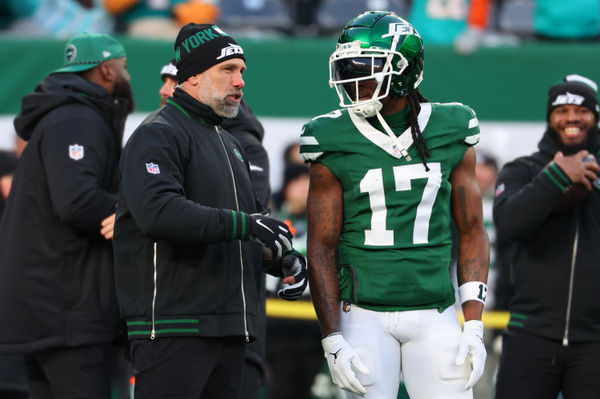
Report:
299,121,325,163
462,105,479,146
299,109,345,163
455,103,480,147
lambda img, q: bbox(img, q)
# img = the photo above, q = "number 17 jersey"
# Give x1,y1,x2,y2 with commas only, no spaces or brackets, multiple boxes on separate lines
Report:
300,102,480,311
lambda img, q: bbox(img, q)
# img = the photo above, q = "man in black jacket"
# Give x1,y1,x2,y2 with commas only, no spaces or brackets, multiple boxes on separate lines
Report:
494,74,600,398
0,33,133,398
114,23,307,399
157,56,272,399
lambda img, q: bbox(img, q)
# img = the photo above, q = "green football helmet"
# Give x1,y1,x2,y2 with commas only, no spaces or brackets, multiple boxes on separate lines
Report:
329,11,424,117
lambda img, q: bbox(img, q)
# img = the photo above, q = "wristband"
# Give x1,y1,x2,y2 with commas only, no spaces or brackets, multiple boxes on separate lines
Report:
458,281,487,305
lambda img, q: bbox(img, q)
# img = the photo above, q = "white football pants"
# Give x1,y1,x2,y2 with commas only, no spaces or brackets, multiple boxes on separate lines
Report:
340,304,472,399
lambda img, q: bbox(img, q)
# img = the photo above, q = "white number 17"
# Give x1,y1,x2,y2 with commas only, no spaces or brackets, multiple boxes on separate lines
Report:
359,163,442,246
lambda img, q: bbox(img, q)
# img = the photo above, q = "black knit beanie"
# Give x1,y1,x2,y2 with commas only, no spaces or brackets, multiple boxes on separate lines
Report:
547,74,599,120
174,23,245,83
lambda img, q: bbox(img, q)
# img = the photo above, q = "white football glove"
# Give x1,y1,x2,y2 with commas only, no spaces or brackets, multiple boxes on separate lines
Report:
455,320,487,389
321,333,369,395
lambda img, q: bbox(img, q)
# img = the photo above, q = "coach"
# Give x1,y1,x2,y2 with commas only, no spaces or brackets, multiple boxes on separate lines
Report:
113,23,306,398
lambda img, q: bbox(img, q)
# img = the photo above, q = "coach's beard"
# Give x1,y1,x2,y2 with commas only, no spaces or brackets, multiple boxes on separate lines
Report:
213,93,241,119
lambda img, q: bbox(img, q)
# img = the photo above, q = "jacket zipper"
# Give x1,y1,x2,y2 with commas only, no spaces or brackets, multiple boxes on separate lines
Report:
563,215,580,346
216,126,250,342
151,242,158,340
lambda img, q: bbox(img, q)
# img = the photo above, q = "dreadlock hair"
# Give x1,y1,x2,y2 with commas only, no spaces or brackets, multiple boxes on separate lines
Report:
407,88,430,171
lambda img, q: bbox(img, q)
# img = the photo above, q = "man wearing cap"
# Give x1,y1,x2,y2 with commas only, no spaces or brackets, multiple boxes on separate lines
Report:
159,58,178,107
0,33,134,397
113,23,307,398
494,74,600,398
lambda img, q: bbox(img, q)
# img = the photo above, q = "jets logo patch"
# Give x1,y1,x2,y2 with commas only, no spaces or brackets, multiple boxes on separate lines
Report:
383,22,420,38
146,162,160,174
216,43,243,60
552,92,585,106
65,44,76,63
69,144,84,161
233,148,244,163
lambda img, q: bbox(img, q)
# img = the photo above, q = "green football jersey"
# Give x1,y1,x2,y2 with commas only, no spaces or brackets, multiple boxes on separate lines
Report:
300,102,480,311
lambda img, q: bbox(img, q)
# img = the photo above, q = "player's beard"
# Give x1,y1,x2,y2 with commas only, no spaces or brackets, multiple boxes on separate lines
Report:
199,74,241,119
547,126,597,155
113,77,136,114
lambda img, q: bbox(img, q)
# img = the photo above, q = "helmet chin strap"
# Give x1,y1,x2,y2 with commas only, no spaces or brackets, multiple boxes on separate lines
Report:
350,101,412,162
350,73,386,118
375,110,412,161
351,100,382,118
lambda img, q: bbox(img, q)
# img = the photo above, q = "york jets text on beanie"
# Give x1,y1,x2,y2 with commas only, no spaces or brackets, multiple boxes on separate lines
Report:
174,23,245,83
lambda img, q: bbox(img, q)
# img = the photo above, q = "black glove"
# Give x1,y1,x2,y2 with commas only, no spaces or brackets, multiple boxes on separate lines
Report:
246,210,293,258
278,249,308,301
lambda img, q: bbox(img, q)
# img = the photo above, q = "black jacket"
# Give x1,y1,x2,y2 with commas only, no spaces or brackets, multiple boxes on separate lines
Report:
493,129,600,343
223,100,269,208
113,88,262,342
222,100,270,378
0,73,128,353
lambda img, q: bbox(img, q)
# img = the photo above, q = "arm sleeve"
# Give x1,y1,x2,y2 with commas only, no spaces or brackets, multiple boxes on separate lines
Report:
493,160,570,241
41,116,117,234
119,124,243,243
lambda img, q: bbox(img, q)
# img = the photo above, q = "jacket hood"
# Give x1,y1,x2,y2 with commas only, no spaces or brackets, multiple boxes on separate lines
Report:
538,126,600,157
14,73,129,141
221,100,265,143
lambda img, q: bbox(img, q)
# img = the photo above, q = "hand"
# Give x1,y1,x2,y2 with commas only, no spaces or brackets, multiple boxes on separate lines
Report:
455,320,486,390
322,333,369,395
247,210,293,258
278,250,308,301
100,213,115,240
553,151,600,191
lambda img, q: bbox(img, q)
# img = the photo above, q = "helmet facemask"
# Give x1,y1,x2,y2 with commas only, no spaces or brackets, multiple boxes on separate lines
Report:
329,39,409,118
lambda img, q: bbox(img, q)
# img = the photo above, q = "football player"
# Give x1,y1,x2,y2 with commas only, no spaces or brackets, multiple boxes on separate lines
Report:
301,11,489,398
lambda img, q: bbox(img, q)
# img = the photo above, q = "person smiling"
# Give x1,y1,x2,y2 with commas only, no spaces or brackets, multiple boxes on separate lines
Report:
494,74,600,398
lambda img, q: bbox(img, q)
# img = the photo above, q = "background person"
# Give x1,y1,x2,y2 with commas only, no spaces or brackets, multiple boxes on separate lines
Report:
0,32,133,398
493,74,600,398
0,149,28,399
301,11,489,399
159,58,178,107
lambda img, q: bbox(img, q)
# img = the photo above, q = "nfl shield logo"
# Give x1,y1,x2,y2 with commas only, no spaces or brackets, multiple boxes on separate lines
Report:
146,162,160,175
69,144,84,161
